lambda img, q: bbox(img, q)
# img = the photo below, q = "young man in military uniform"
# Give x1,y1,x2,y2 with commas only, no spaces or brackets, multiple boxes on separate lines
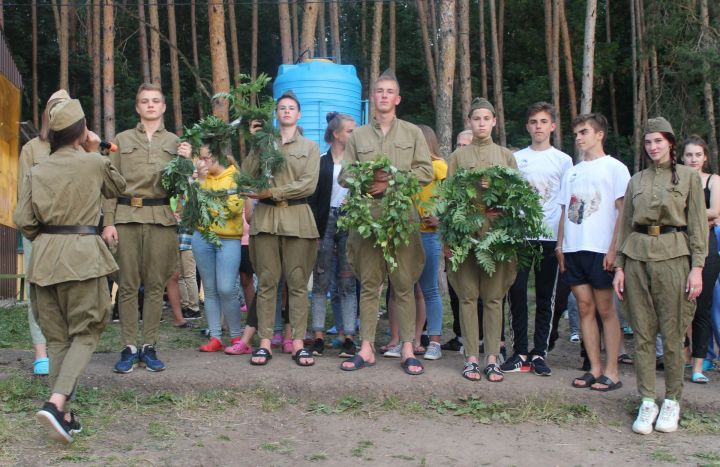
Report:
446,98,518,382
242,90,320,367
102,83,192,373
339,70,433,375
14,98,127,443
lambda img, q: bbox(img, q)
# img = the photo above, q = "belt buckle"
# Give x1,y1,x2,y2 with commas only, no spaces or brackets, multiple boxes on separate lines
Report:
130,197,143,208
648,225,660,236
277,200,288,208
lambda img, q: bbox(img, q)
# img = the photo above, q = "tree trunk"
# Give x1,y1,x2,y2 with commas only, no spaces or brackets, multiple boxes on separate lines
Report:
700,0,719,170
317,2,327,57
479,0,488,98
605,0,619,139
329,0,341,63
580,0,598,114
649,45,659,115
369,1,383,116
251,0,259,77
458,0,471,120
560,0,577,122
389,0,396,71
429,0,439,78
209,1,230,121
489,0,506,146
228,0,241,85
191,0,203,118
544,0,553,89
498,0,505,71
0,0,3,31
436,1,457,158
103,0,115,140
631,0,642,171
32,0,39,128
54,0,69,89
92,0,101,133
167,0,182,134
85,1,91,59
551,0,562,148
417,0,437,108
148,0,161,85
361,0,368,93
300,0,320,59
137,0,150,83
278,1,293,64
291,1,299,61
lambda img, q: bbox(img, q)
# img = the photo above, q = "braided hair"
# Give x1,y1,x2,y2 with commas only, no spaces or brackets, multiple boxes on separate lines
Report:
643,132,678,185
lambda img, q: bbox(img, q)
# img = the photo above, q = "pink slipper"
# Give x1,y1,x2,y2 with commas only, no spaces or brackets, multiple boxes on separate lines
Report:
282,339,294,354
225,338,252,355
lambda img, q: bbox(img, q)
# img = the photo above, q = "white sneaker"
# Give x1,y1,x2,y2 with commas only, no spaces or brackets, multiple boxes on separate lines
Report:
569,333,581,343
655,399,680,433
632,400,659,434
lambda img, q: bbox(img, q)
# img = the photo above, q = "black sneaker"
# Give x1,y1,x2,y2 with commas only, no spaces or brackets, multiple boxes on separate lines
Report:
111,302,119,323
339,338,356,358
310,338,325,356
182,308,202,320
531,355,552,376
499,353,531,373
441,337,462,351
36,402,73,443
67,410,82,436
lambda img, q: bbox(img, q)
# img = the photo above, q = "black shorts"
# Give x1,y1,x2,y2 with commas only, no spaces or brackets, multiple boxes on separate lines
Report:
563,251,613,289
240,245,254,275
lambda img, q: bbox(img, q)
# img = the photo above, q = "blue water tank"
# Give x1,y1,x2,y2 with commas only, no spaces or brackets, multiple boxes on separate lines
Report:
273,60,363,151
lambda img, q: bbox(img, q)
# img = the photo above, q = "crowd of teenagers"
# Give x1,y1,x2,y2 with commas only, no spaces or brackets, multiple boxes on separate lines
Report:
14,70,719,444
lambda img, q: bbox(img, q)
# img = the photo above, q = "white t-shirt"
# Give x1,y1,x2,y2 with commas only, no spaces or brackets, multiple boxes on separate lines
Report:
559,155,630,254
514,146,573,240
330,162,348,208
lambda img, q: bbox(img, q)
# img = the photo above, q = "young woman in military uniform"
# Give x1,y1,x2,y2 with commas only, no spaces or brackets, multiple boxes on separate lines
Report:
613,117,706,435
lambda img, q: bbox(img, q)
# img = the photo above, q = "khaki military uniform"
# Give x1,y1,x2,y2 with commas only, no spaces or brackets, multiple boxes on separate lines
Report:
615,162,706,400
243,129,320,340
446,136,518,358
18,137,52,347
340,118,433,344
103,123,179,346
14,147,126,401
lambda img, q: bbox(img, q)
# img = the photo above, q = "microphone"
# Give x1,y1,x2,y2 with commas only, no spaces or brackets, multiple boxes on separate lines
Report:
100,141,118,152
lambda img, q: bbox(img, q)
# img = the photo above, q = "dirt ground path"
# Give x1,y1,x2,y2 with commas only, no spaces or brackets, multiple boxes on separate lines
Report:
2,344,719,467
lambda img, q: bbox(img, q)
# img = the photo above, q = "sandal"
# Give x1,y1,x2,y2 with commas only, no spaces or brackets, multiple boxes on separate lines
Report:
572,372,597,388
484,363,504,382
292,348,315,367
462,361,482,381
250,348,272,366
340,354,375,371
413,345,426,355
617,353,634,365
379,343,398,353
33,357,49,376
401,357,424,375
590,375,623,392
691,372,709,384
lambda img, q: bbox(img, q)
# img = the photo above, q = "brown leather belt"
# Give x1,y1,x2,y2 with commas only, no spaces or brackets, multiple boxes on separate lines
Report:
117,196,170,207
635,225,686,236
39,225,100,235
259,198,308,208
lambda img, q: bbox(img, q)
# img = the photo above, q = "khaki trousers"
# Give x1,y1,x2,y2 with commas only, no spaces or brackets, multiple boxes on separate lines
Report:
347,231,425,344
32,278,110,400
115,223,177,345
448,259,517,357
22,237,47,345
250,234,317,340
177,249,200,311
623,257,695,400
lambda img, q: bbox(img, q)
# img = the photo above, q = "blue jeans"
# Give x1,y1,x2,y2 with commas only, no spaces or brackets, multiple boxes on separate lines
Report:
708,277,720,360
311,208,357,335
192,232,243,339
418,232,443,336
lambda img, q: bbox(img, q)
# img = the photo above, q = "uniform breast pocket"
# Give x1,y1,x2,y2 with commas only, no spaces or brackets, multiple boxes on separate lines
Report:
394,141,414,161
631,189,644,207
119,146,138,171
356,146,375,161
666,186,686,201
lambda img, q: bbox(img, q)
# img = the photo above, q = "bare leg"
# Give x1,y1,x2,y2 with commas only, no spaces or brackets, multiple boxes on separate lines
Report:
592,288,622,388
573,284,603,385
166,272,188,326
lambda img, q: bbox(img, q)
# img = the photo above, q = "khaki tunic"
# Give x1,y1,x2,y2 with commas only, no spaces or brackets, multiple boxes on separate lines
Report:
340,118,433,344
446,135,518,357
14,147,126,286
615,162,706,400
243,130,320,341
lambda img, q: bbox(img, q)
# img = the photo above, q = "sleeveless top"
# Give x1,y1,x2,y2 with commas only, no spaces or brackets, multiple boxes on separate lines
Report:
704,174,712,209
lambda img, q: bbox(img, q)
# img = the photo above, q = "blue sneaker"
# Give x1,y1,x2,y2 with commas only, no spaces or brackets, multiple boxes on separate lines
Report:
140,345,166,372
113,346,139,373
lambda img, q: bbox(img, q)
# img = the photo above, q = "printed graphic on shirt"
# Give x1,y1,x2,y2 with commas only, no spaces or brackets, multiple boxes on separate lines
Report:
567,191,601,224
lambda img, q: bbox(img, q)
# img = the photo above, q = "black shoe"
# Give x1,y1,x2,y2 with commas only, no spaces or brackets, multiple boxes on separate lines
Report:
310,338,325,356
500,353,531,373
656,356,665,371
339,338,356,358
441,337,462,351
67,410,82,435
420,334,430,348
500,345,507,361
36,402,73,443
111,302,119,323
182,308,202,320
531,355,552,376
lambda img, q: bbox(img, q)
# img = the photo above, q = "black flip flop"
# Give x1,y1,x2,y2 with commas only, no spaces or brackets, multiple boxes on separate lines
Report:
340,354,375,371
401,357,424,375
617,353,634,365
292,348,315,367
572,372,597,388
590,375,623,392
250,348,272,366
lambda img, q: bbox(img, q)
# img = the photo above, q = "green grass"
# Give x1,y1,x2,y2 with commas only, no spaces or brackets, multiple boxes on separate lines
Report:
680,408,720,435
693,451,720,464
652,448,677,463
306,452,329,461
351,440,374,458
260,439,293,455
